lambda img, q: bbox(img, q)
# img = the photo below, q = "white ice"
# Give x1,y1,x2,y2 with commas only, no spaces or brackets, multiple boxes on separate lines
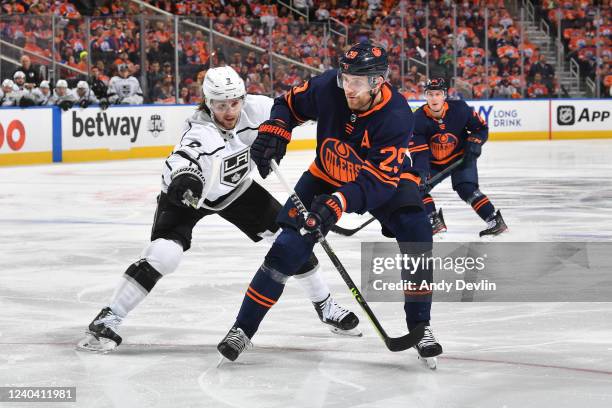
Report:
1,140,612,408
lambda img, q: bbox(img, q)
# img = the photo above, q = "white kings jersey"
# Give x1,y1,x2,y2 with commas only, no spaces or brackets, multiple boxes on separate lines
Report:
161,94,274,210
107,76,144,104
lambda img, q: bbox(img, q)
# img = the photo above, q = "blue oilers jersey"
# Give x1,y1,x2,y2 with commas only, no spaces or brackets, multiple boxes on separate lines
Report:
411,100,488,168
271,69,419,214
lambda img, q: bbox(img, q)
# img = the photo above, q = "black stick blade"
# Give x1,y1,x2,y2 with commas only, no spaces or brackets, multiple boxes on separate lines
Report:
385,323,425,352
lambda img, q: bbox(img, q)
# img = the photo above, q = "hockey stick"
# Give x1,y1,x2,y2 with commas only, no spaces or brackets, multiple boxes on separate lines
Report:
331,158,465,236
271,160,424,352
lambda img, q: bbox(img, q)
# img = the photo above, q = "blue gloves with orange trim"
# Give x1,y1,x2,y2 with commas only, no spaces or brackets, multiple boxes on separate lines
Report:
301,194,343,241
252,119,292,178
464,136,483,161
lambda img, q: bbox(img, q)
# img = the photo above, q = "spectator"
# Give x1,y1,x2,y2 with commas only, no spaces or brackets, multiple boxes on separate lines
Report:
152,74,176,104
14,55,42,86
147,61,164,94
177,86,192,104
494,73,519,98
107,64,144,105
529,54,555,88
527,73,549,98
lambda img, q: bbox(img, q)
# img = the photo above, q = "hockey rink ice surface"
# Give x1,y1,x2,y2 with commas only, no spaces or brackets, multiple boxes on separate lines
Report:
1,140,612,408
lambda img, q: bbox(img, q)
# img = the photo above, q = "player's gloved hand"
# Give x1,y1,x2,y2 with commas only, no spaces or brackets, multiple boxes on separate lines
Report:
463,136,482,161
167,168,205,209
301,194,344,240
99,98,109,110
251,119,291,178
19,96,36,108
58,100,74,111
79,99,90,108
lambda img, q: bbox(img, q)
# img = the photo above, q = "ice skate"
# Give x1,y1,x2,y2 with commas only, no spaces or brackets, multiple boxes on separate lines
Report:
479,210,508,237
313,294,361,336
76,307,123,353
429,208,447,235
217,326,252,362
415,326,443,370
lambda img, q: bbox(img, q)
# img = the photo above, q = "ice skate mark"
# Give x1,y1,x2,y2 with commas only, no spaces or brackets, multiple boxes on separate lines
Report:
441,356,612,376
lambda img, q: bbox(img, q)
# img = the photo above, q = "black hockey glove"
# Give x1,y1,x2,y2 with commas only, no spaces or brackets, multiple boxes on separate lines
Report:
99,98,109,110
79,99,90,109
167,168,205,209
19,96,36,108
58,100,74,111
301,194,344,241
251,119,291,178
463,136,483,161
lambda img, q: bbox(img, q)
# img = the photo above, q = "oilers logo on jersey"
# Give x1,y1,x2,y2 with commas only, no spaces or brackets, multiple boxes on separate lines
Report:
429,133,459,161
222,148,250,187
319,138,364,184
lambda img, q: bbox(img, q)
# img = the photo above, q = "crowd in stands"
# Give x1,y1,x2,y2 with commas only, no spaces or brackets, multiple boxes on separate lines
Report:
533,0,611,96
0,0,610,108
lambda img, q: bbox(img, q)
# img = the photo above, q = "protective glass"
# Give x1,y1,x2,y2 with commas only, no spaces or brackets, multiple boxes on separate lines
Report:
209,97,245,113
337,73,376,92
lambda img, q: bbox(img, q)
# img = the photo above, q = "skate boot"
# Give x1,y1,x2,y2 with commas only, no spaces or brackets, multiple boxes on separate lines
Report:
76,307,123,353
313,294,361,336
217,326,252,362
479,210,508,237
429,209,447,235
415,326,443,369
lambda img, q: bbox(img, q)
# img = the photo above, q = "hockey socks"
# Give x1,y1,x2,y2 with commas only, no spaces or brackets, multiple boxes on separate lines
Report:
109,260,162,318
422,194,436,214
235,264,286,338
293,267,330,303
471,194,495,221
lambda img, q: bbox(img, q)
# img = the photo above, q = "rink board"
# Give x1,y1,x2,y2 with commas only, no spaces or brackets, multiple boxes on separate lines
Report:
0,99,610,166
0,107,54,165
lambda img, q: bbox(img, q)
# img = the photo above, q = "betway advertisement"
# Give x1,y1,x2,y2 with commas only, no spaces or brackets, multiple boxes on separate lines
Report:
408,100,550,140
61,105,195,161
0,107,54,166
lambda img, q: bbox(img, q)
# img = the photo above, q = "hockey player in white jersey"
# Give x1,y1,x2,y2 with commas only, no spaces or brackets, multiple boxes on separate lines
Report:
49,79,77,110
75,80,99,108
107,64,143,105
35,81,53,105
0,79,19,106
77,66,359,353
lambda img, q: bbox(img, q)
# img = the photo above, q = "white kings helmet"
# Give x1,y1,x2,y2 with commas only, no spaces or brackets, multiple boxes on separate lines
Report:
202,66,246,111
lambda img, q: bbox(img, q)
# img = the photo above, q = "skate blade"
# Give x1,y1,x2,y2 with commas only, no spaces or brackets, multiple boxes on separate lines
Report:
328,326,363,337
76,333,118,353
216,354,229,368
418,355,437,370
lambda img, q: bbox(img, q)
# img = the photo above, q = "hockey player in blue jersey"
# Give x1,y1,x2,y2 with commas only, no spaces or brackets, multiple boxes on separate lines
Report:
217,42,442,367
412,78,508,237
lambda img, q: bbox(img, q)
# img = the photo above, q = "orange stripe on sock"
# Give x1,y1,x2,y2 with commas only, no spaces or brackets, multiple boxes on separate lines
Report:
473,197,490,211
246,290,274,308
248,286,277,305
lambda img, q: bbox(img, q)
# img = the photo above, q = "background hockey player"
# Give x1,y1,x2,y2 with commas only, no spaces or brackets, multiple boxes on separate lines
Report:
0,79,19,106
107,64,144,105
218,42,442,367
412,78,507,237
75,80,99,108
50,79,77,111
77,66,358,353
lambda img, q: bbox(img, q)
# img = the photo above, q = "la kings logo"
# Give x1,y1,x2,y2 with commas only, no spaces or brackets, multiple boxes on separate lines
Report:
148,114,165,137
221,149,250,187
